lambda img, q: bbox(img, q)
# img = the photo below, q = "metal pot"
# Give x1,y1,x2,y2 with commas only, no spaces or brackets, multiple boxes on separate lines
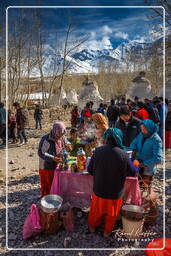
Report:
41,194,63,213
121,205,148,221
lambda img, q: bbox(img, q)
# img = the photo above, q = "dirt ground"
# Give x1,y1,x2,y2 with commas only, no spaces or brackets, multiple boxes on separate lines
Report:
0,119,71,182
0,121,171,256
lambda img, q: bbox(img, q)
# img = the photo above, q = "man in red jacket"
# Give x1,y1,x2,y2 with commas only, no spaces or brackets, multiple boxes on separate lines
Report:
136,101,149,120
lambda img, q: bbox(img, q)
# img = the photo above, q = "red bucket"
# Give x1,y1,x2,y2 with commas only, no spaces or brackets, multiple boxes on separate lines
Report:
146,238,171,256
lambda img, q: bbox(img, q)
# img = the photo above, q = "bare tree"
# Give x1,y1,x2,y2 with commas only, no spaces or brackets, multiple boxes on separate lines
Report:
23,33,38,106
31,9,47,108
8,10,29,107
145,0,171,81
57,21,88,104
145,0,171,26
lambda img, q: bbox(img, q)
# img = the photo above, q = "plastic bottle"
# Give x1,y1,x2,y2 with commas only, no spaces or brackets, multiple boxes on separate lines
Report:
61,148,69,171
77,148,86,171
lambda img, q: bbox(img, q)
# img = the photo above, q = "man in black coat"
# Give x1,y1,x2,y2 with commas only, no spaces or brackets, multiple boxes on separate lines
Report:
115,105,141,147
107,99,120,128
34,104,43,129
13,102,28,145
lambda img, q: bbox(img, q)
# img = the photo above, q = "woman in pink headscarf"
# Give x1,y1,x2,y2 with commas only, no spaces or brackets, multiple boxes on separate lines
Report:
38,122,72,197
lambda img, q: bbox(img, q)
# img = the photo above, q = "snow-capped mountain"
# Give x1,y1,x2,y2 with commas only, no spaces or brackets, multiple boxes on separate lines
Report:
30,38,162,76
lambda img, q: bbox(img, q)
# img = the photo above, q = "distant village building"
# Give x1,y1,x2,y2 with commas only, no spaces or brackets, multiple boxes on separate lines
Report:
78,76,103,108
127,71,153,99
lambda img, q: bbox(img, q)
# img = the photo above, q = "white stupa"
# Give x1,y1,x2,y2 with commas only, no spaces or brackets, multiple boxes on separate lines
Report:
78,76,103,109
49,87,68,106
127,71,153,99
67,89,78,105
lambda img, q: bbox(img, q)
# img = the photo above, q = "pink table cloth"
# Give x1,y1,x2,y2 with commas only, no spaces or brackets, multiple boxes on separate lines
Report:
50,170,142,208
124,177,142,206
50,170,93,208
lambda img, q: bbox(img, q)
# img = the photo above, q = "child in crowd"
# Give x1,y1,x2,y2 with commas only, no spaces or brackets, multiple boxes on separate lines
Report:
78,112,94,139
84,137,97,157
69,128,83,156
69,128,97,157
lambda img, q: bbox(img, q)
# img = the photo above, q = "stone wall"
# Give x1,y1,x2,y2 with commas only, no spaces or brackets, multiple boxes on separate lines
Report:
28,107,71,128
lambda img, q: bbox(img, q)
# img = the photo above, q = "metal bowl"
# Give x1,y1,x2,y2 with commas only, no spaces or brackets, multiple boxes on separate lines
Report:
41,194,63,213
121,205,146,221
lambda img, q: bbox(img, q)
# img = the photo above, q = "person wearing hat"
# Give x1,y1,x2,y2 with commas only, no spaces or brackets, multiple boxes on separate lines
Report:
87,128,138,237
78,106,94,139
38,122,72,197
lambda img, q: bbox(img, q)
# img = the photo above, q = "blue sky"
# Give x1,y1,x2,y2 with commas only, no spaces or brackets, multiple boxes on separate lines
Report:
3,0,164,51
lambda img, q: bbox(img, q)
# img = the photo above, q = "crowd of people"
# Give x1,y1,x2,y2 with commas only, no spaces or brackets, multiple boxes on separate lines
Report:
70,96,171,147
0,95,170,237
0,102,43,146
36,95,169,237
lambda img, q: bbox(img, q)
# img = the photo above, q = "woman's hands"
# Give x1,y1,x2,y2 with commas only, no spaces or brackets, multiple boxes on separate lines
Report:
133,160,147,169
54,156,62,163
139,163,148,169
66,144,72,151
